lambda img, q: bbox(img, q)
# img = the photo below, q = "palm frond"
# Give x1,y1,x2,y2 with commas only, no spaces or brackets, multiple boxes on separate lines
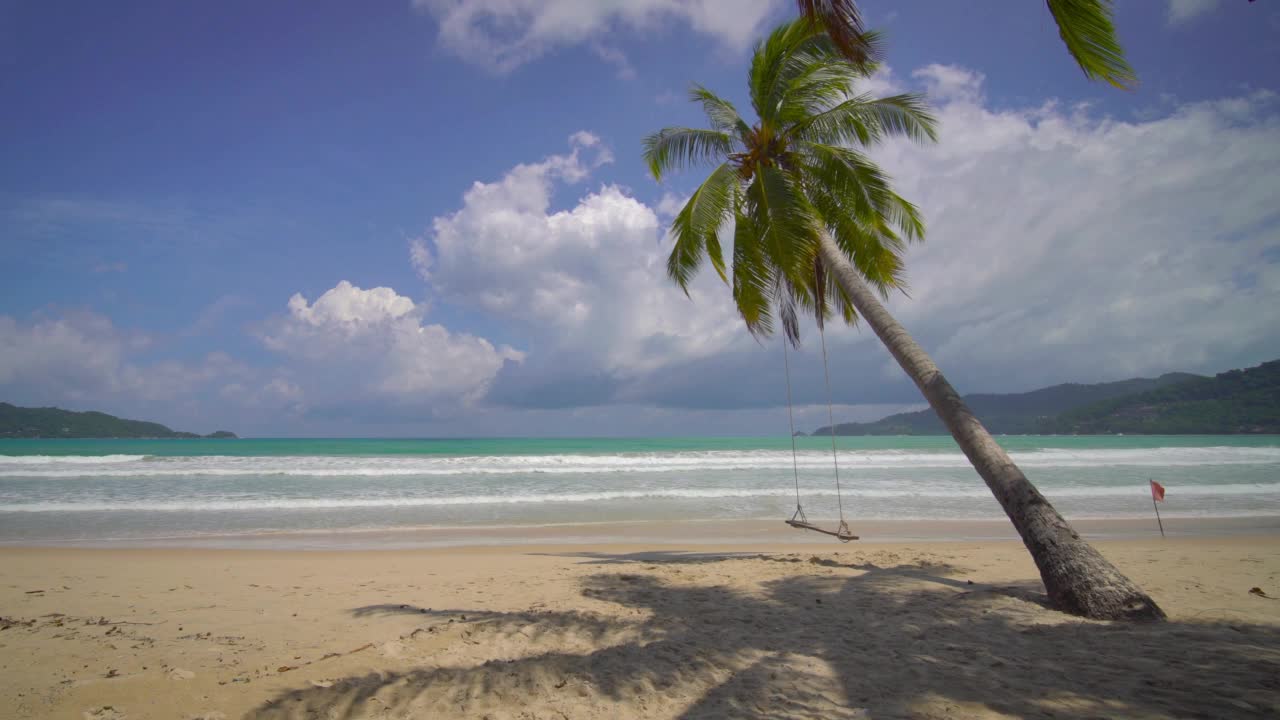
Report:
1045,0,1136,89
642,127,736,181
797,142,896,228
667,163,739,291
792,93,937,146
749,165,820,290
813,254,859,328
794,0,880,66
810,188,906,296
775,273,803,347
689,85,751,137
770,32,885,124
884,190,925,241
823,255,859,324
807,147,923,250
771,251,853,343
749,18,827,124
774,59,862,124
731,210,776,340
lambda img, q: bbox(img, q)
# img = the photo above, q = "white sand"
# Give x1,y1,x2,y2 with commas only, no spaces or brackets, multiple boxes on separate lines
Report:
2,534,1279,719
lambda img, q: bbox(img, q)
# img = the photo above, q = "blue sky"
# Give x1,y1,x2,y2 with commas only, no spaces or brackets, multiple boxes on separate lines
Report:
2,0,1278,436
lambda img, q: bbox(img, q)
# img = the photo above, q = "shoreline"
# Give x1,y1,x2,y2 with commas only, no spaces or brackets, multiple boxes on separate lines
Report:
3,514,1278,550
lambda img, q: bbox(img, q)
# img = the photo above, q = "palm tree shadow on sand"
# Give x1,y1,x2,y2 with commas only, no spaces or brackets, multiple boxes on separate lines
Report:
248,552,1280,719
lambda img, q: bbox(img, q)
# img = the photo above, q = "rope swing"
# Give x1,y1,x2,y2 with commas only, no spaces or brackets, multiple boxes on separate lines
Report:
782,290,858,542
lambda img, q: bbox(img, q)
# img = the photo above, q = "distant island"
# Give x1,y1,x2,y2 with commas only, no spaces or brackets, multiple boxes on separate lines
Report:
0,403,237,439
814,358,1280,436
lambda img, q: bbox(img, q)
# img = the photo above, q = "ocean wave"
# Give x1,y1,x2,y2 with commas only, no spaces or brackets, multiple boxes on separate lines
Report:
0,454,148,465
1,446,1278,477
3,482,1278,512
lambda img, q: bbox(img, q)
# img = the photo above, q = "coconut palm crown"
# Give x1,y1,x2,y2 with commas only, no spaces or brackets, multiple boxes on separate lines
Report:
643,18,936,348
644,17,1166,621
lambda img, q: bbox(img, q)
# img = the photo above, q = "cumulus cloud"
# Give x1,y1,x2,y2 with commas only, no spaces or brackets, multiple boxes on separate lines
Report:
0,311,141,400
409,72,1280,419
590,41,636,80
0,310,249,406
413,0,779,73
413,133,747,409
912,64,984,104
860,65,1280,393
1168,0,1220,24
655,192,688,221
258,281,524,411
25,67,1270,434
219,377,306,418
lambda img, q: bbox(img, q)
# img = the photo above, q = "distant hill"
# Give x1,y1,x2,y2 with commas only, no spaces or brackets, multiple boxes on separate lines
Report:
1048,359,1280,434
815,358,1280,436
0,403,237,439
813,373,1201,436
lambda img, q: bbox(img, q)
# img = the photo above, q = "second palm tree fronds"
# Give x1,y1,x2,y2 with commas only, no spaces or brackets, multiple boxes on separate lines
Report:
797,0,1136,89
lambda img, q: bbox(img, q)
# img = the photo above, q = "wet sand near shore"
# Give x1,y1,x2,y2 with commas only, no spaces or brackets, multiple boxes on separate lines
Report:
11,514,1277,550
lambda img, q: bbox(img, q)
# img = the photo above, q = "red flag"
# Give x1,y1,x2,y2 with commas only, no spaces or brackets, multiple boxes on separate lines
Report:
1150,480,1166,502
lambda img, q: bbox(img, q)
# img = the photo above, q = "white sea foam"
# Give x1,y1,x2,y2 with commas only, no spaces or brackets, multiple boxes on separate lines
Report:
0,454,148,465
3,482,1278,513
2,446,1278,478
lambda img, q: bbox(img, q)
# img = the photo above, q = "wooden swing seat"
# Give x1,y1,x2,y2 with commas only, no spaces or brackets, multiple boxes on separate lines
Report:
785,518,859,541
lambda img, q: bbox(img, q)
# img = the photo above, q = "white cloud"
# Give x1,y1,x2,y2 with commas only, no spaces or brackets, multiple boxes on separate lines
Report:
259,281,524,408
121,352,254,403
278,282,416,332
0,310,248,405
413,74,1280,416
12,65,1276,435
859,65,1280,392
416,133,743,399
0,311,138,399
183,294,251,337
219,377,306,417
655,191,688,220
912,64,984,104
568,130,614,166
1168,0,1220,24
590,41,636,80
413,0,780,73
263,377,304,402
654,89,679,106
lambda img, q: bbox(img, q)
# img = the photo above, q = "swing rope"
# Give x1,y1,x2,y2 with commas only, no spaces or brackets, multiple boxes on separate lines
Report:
781,313,856,542
817,318,851,540
782,338,806,526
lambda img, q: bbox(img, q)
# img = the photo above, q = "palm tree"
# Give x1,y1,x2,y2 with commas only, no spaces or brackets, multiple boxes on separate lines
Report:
797,0,1136,89
643,18,1164,621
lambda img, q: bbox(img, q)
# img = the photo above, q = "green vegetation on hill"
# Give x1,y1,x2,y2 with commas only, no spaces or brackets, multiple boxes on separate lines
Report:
0,403,237,439
814,359,1280,435
813,374,1199,436
1049,360,1280,434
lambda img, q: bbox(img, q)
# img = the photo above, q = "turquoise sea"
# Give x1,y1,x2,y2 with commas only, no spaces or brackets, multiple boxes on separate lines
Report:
1,435,1278,546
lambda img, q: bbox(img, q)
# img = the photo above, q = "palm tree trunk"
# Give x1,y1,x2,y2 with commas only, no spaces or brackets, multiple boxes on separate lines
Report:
818,233,1165,621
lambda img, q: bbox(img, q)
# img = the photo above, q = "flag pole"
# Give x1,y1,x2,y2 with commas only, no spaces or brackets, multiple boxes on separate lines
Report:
1151,479,1165,538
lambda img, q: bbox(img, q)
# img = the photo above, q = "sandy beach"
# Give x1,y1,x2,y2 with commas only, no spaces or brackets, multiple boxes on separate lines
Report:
2,527,1279,719
4,0,1278,718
